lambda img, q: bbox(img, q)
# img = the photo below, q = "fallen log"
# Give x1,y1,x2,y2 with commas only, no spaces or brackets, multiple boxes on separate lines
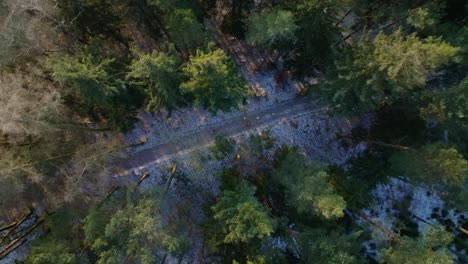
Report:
137,171,150,187
0,222,17,233
0,209,34,245
0,219,44,260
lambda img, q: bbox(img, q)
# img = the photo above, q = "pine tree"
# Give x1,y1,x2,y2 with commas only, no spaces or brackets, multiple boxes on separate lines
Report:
212,181,273,244
21,241,80,264
48,44,140,130
164,9,206,53
420,77,468,137
49,51,119,106
381,225,454,264
127,46,185,114
85,188,191,263
391,143,468,187
298,228,365,264
246,8,298,48
324,30,460,114
181,43,247,113
273,146,347,219
290,0,348,69
391,143,468,209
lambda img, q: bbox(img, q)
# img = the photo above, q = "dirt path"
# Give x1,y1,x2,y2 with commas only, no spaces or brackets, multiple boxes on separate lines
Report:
113,21,335,176
114,96,326,175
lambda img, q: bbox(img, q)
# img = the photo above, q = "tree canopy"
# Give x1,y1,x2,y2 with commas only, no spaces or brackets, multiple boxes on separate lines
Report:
212,181,273,244
323,30,460,114
127,46,185,113
246,8,298,48
273,146,346,219
381,225,454,264
181,43,247,113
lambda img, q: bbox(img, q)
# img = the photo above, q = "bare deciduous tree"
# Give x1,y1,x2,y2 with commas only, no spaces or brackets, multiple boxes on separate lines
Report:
0,67,63,144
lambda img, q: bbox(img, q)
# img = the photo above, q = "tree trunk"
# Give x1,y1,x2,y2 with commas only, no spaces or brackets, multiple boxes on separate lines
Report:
0,223,17,233
162,165,177,200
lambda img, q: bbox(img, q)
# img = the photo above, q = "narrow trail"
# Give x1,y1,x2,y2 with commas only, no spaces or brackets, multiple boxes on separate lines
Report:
113,96,327,175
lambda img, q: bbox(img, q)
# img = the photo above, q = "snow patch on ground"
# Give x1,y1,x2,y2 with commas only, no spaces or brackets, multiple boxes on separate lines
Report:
360,178,468,262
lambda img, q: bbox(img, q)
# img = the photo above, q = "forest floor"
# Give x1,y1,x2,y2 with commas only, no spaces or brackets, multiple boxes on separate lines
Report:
114,96,327,174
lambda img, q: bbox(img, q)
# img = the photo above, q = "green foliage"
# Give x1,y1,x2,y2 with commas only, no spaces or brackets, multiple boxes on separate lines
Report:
246,131,275,157
299,228,365,264
391,143,468,186
372,31,459,89
127,46,185,113
212,181,273,244
49,52,118,105
381,225,454,264
328,154,387,211
22,240,82,264
48,44,141,130
45,209,78,241
298,170,347,218
22,209,84,264
218,168,242,191
290,0,345,69
210,136,236,160
85,188,190,263
181,43,248,113
420,77,468,134
407,2,445,30
246,8,298,48
391,142,468,209
324,30,460,114
7,1,468,263
164,9,206,51
273,146,346,219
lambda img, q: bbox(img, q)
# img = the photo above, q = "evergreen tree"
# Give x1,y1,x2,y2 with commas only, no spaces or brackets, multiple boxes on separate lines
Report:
391,143,468,209
324,30,460,114
127,46,185,114
381,225,454,264
391,143,468,187
48,44,140,130
49,52,118,106
181,43,247,113
164,9,206,53
212,181,273,244
21,209,84,264
273,146,346,219
298,228,365,264
210,136,236,161
246,8,298,48
420,77,468,142
289,0,348,69
21,241,81,264
85,188,190,263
